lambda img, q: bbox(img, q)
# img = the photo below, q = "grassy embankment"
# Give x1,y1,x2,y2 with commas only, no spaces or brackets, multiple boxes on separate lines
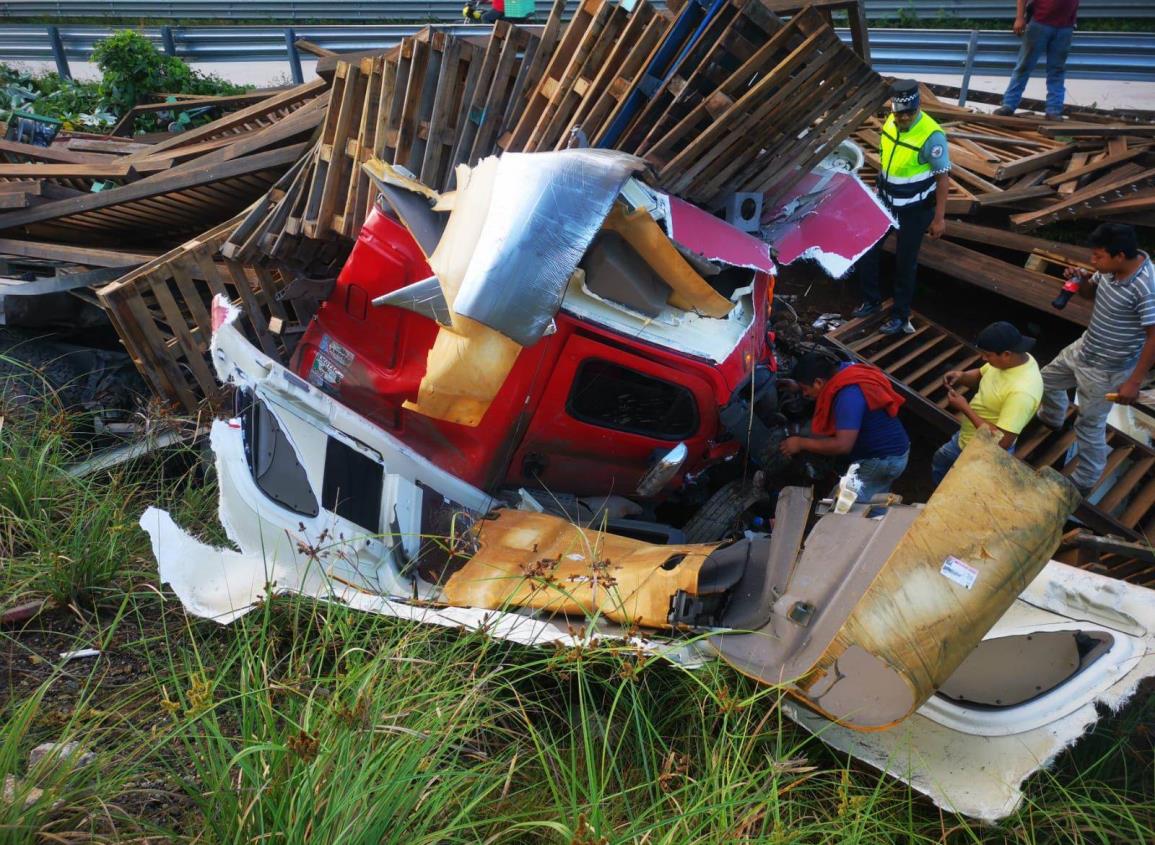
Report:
0,379,1153,843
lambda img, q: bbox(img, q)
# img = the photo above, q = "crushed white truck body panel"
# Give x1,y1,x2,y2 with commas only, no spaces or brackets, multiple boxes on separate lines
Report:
146,302,1155,822
784,562,1155,821
143,301,703,660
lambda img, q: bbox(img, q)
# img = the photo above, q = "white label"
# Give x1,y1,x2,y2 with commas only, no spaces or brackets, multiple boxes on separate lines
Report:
940,556,978,590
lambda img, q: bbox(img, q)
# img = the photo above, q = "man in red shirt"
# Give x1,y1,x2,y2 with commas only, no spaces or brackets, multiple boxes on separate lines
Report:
994,0,1080,120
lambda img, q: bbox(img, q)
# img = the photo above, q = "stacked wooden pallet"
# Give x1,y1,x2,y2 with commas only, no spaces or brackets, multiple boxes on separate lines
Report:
230,0,885,262
223,17,558,260
97,217,345,413
504,1,886,209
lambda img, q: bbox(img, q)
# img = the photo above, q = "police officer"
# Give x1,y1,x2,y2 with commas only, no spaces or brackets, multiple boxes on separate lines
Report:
853,79,951,335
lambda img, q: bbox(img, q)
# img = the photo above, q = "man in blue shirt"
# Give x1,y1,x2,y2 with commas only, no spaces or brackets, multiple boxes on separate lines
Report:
780,353,911,501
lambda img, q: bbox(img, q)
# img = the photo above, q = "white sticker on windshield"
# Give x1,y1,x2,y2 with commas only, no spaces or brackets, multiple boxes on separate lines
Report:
941,556,978,590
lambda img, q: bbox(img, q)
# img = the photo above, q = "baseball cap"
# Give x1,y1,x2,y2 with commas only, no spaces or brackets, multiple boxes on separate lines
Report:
975,321,1036,354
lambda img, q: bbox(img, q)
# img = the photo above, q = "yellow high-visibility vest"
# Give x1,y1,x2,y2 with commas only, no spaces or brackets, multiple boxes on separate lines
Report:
878,111,944,206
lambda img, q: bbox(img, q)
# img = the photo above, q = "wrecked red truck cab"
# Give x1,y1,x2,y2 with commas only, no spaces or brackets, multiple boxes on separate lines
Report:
293,190,775,504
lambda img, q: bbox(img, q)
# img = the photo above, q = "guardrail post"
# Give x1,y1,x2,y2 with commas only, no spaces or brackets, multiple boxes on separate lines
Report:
958,29,979,107
161,26,177,57
47,25,71,80
285,28,305,85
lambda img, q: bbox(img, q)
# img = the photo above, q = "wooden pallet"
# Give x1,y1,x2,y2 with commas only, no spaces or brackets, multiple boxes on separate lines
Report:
560,0,672,149
622,0,789,156
448,21,536,173
97,218,339,413
505,0,604,152
648,9,886,209
826,308,1155,557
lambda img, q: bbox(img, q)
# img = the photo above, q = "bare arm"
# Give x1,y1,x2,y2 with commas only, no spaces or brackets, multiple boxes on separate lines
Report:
944,368,982,390
1117,326,1155,404
1014,0,1027,35
929,171,949,238
946,390,1017,448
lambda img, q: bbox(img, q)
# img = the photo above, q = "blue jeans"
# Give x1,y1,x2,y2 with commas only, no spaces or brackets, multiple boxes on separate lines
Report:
1002,21,1073,115
854,450,909,501
931,432,964,486
933,432,1015,486
856,199,935,322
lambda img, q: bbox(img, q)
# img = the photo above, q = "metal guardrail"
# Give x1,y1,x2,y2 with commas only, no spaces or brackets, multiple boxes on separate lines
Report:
3,24,1153,82
0,0,1151,20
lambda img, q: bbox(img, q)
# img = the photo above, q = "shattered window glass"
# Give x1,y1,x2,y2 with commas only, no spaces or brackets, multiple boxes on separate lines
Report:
566,358,698,441
243,396,320,518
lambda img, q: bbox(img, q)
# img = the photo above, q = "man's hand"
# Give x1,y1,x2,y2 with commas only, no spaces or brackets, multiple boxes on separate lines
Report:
928,215,946,239
943,370,963,389
946,388,970,413
779,436,804,457
1013,15,1026,36
1115,379,1142,405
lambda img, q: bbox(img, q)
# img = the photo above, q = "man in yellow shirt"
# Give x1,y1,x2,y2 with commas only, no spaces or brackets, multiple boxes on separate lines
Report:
932,322,1044,485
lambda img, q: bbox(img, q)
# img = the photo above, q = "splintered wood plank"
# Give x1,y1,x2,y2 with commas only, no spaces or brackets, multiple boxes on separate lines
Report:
505,0,604,151
394,34,435,170
563,2,669,145
305,60,366,238
501,0,569,144
0,143,306,235
526,1,622,151
134,79,326,156
1011,165,1155,229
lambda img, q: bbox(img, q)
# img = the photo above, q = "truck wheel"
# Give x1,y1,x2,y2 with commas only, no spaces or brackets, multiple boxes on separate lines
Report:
682,480,766,543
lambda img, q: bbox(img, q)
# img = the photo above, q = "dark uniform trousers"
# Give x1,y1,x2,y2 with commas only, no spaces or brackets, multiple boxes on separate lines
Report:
855,195,936,323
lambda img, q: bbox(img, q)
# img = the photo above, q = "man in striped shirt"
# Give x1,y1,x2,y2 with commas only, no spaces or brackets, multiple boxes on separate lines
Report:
1037,223,1155,495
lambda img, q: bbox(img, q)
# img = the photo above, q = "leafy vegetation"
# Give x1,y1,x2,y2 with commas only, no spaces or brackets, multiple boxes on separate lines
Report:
1,30,247,132
89,30,246,118
0,396,1152,843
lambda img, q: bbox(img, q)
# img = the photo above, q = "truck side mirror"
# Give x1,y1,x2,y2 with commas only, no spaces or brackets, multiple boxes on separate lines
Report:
636,442,688,498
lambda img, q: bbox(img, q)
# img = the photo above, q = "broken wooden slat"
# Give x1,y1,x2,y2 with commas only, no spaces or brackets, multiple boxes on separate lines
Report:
97,218,308,413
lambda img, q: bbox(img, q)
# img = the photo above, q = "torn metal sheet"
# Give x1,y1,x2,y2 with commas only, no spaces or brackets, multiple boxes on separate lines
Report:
371,275,452,327
664,194,776,275
449,149,643,346
363,157,445,258
763,169,894,279
784,561,1155,821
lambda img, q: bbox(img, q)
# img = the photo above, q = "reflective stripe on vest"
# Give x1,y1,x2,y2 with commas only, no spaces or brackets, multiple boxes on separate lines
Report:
878,112,943,206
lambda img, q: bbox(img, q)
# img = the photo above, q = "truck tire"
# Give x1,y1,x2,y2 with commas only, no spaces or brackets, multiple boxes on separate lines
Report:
682,479,765,543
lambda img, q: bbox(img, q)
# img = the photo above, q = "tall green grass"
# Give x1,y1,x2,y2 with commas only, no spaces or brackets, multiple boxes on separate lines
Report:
1,396,1151,843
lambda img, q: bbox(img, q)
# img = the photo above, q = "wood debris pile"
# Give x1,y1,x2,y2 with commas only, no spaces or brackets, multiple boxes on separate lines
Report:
1,0,884,414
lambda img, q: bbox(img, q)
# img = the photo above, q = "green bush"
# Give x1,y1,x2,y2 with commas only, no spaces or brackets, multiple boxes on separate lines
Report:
91,30,247,119
0,32,249,133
